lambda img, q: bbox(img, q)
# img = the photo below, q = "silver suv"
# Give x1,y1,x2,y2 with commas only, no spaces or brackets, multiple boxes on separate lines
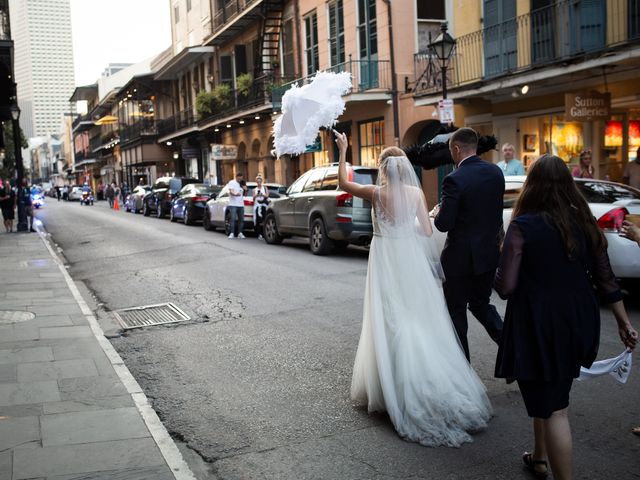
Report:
263,164,378,255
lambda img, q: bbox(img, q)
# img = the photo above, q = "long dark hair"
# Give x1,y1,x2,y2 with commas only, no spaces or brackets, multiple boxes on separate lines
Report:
512,154,605,258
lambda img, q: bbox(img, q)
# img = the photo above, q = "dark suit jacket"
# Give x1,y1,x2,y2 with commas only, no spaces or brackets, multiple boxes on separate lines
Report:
434,155,505,277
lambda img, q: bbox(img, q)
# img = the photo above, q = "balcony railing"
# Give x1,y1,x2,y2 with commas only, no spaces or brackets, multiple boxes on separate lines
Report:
412,0,640,96
198,77,274,124
157,106,196,137
120,119,158,144
209,0,261,36
272,58,392,108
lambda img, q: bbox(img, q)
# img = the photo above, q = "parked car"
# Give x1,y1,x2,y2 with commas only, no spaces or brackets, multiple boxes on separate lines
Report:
430,176,640,280
170,183,220,225
143,177,198,218
203,182,286,234
125,185,151,213
68,185,83,201
261,164,378,255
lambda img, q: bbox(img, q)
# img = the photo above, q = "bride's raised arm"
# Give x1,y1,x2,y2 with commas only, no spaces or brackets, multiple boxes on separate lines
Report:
335,131,375,203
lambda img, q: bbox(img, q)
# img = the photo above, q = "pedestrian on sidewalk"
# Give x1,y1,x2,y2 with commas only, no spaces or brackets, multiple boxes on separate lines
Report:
226,172,246,239
571,149,594,179
55,185,61,201
0,178,16,232
252,174,269,240
114,183,121,205
494,154,638,480
18,179,35,232
105,183,115,208
62,184,69,201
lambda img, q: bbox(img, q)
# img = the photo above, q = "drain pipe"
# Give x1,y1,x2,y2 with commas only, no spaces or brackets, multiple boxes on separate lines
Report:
382,0,400,146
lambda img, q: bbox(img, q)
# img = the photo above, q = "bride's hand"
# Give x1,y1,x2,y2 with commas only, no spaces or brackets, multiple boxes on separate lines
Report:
334,131,348,157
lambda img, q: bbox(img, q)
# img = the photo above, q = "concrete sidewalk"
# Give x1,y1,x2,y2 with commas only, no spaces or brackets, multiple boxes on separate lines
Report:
0,232,196,480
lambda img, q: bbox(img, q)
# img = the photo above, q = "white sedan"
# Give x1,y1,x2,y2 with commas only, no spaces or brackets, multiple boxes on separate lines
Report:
431,176,640,280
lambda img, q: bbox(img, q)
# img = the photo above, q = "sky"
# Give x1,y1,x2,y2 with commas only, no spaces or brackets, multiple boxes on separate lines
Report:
70,0,172,86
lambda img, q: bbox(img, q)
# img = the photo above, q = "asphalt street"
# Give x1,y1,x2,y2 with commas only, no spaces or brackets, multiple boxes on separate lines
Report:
36,199,640,479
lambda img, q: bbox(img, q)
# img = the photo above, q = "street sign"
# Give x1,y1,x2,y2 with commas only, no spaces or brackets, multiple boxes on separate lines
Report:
438,99,454,124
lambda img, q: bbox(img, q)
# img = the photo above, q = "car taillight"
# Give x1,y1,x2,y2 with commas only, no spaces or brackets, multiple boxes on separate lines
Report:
336,192,353,207
244,199,254,207
597,207,628,232
192,196,209,202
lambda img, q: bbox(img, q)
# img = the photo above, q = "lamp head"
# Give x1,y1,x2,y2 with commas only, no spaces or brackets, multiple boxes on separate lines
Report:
429,22,456,62
10,104,20,121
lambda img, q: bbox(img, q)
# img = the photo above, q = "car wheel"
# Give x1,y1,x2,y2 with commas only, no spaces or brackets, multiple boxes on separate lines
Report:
169,207,177,222
263,213,283,245
143,201,150,216
203,210,215,231
184,206,194,226
156,202,164,219
309,217,333,255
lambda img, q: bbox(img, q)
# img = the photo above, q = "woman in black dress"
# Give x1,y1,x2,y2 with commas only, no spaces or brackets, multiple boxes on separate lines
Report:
0,179,16,232
494,155,637,480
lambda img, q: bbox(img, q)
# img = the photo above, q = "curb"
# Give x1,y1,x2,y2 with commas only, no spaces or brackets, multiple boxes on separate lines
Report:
35,226,197,480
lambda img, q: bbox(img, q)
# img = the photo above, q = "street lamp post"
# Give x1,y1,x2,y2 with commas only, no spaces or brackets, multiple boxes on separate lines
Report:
10,104,28,232
429,22,456,101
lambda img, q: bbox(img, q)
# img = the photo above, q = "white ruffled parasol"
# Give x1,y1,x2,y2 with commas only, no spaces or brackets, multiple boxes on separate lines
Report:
273,71,352,157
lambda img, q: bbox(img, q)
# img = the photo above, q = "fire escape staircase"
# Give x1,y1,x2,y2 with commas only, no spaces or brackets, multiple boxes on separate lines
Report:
256,0,284,83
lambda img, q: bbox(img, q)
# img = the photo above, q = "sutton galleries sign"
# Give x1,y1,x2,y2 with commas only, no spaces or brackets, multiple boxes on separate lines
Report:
565,91,611,121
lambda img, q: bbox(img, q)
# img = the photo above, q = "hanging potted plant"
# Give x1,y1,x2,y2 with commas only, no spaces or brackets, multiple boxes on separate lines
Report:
236,73,253,97
212,83,232,110
196,90,215,118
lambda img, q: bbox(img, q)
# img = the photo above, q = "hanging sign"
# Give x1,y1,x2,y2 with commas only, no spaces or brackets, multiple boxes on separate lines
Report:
438,99,455,124
211,144,238,160
565,91,610,121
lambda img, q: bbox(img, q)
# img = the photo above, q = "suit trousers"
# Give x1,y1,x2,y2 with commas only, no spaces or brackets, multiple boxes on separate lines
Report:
443,270,503,361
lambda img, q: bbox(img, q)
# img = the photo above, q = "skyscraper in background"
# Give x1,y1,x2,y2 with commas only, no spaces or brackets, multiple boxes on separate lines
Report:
8,0,74,138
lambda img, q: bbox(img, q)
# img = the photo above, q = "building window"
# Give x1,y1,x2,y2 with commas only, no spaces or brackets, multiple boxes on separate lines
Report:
417,0,445,52
359,119,384,167
174,4,179,23
357,0,378,88
304,11,319,75
328,0,345,67
281,18,296,78
219,55,233,85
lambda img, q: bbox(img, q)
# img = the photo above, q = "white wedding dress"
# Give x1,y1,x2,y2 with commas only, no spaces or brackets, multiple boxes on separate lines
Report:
350,156,492,447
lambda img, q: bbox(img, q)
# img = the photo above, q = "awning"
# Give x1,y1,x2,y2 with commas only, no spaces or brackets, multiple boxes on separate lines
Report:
74,159,98,170
154,46,214,81
94,115,118,125
69,84,98,103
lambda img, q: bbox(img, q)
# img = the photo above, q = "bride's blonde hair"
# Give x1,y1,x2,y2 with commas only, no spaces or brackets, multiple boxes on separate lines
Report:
379,146,406,164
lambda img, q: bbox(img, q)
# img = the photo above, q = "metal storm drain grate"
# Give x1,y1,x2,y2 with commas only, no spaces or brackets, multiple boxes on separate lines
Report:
113,303,191,330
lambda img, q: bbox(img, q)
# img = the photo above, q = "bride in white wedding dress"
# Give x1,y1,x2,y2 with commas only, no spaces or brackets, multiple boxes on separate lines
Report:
335,132,492,447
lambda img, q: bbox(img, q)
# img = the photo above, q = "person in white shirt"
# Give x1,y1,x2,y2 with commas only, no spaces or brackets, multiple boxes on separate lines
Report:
227,172,246,239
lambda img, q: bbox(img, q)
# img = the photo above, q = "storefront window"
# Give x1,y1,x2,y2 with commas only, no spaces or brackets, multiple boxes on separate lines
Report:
602,110,640,182
542,116,584,163
359,118,384,167
311,133,330,167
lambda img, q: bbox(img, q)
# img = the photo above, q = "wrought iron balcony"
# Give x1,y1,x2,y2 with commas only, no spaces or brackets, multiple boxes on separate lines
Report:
412,0,640,97
119,119,158,145
205,0,263,46
157,106,196,137
271,58,391,108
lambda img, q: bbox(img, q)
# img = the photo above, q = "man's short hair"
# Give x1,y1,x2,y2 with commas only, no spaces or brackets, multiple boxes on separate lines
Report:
501,143,514,151
449,128,478,151
236,172,243,177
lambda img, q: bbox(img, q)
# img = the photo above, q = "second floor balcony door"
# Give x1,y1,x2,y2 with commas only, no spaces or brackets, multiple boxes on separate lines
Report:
483,0,517,78
569,0,606,54
357,0,378,90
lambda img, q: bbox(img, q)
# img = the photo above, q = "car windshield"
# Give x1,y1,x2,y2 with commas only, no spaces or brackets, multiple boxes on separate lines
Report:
353,169,378,185
577,181,640,203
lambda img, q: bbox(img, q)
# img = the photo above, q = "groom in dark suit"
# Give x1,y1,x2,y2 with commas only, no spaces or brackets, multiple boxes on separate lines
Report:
434,128,505,361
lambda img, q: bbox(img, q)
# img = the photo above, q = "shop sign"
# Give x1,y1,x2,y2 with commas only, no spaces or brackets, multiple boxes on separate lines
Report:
211,144,238,160
438,99,455,124
565,91,610,121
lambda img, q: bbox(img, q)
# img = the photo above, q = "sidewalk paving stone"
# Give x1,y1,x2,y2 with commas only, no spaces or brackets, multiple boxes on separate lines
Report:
42,395,135,415
0,364,17,383
46,465,176,480
39,326,92,339
12,438,167,479
58,376,129,400
0,380,61,406
0,416,40,450
41,407,151,446
17,358,99,382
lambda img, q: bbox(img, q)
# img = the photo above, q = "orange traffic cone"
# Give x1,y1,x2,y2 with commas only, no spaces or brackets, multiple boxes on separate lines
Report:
114,197,119,211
